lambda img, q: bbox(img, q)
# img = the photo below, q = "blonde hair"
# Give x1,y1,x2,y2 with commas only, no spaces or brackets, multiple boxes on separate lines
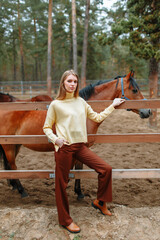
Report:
56,69,79,100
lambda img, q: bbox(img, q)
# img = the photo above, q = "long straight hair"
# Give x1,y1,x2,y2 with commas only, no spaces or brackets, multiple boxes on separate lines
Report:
56,69,79,100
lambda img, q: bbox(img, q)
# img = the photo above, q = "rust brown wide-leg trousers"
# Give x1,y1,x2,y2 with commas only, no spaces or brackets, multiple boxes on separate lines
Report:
55,143,112,226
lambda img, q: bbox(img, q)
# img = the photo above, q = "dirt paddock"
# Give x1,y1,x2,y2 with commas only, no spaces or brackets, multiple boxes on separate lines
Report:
0,109,160,239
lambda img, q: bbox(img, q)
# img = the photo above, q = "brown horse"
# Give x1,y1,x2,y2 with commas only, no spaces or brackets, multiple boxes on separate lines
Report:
0,92,53,102
0,72,151,198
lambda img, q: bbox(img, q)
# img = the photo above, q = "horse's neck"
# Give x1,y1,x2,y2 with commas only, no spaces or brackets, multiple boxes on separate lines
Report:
87,81,118,135
89,81,118,101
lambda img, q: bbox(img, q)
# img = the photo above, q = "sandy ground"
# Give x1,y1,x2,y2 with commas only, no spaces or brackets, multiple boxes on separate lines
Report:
0,109,160,239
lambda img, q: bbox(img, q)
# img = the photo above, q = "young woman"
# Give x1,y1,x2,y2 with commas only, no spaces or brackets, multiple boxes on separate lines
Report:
43,69,125,234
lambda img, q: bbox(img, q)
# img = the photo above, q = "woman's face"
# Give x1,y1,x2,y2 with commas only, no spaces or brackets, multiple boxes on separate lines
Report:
64,74,78,93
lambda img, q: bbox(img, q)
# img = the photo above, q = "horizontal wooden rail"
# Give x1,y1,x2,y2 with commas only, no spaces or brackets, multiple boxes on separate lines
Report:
0,99,160,111
0,133,160,144
89,100,160,111
88,133,160,143
0,100,159,181
0,102,51,111
0,169,160,179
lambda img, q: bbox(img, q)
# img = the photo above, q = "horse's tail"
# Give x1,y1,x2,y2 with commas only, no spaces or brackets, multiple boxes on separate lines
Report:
0,145,11,170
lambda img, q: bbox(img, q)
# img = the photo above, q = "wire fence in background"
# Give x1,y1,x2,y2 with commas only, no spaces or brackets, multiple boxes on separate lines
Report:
0,79,159,98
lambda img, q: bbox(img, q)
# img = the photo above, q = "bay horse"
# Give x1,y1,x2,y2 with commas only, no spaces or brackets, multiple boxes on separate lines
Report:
0,71,151,198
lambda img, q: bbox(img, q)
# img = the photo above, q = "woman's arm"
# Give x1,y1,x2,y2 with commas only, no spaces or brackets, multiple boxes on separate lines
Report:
43,102,59,144
86,98,125,123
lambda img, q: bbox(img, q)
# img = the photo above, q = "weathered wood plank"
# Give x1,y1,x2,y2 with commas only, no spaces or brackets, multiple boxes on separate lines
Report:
0,133,160,144
0,169,160,179
88,99,160,111
112,169,160,179
0,99,160,111
0,135,49,144
88,133,160,143
0,102,50,110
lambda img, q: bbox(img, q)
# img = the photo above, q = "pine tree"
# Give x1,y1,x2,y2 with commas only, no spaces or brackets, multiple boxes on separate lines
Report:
47,0,53,96
72,0,78,73
81,0,90,88
107,0,160,127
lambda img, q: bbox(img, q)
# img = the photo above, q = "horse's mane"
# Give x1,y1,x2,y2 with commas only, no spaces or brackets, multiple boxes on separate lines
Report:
129,77,140,91
79,79,111,100
79,75,139,100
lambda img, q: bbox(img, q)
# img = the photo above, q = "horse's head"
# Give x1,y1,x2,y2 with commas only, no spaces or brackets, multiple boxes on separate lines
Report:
115,71,151,118
0,92,17,102
80,71,151,119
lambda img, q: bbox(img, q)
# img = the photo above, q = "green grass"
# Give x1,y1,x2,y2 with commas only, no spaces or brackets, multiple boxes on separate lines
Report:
73,235,82,240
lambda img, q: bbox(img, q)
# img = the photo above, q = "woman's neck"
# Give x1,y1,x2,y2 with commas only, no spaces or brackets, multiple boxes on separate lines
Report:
65,92,74,99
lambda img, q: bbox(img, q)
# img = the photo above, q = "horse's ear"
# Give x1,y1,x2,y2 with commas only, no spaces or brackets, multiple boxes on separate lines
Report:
126,70,134,79
131,69,134,77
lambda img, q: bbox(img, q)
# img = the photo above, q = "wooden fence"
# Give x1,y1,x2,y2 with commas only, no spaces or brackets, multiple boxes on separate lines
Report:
0,100,160,179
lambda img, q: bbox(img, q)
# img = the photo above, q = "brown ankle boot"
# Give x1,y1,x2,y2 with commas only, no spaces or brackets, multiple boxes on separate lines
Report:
62,222,81,234
92,199,112,216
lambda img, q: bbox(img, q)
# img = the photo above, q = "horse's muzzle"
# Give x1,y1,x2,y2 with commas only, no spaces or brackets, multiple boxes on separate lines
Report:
139,109,152,119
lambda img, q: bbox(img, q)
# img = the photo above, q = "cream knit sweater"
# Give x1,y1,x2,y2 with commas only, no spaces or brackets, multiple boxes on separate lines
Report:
43,92,115,151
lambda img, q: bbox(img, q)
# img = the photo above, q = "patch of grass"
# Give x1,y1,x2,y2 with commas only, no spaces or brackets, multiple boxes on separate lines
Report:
73,235,81,240
8,232,15,240
0,230,3,239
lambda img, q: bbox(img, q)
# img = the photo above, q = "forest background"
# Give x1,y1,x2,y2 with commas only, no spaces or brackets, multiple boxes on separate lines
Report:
0,0,159,91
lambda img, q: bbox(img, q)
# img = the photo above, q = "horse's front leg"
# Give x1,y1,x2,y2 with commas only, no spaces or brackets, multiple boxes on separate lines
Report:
1,144,28,198
73,159,85,200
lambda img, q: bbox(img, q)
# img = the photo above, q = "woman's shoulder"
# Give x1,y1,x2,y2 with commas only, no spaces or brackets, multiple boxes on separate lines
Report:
48,99,61,109
77,96,86,103
50,99,61,104
77,96,89,107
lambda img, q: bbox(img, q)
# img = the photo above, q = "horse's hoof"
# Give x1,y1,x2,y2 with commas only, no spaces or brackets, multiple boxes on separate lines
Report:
12,186,17,191
77,193,85,201
21,191,29,198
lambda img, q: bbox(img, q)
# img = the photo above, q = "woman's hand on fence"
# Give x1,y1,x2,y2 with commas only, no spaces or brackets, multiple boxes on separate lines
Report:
112,98,125,107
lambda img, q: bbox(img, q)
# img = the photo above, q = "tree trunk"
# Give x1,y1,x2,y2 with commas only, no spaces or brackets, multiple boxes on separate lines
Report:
17,0,25,82
39,62,42,81
72,0,78,73
13,29,17,81
34,17,38,81
47,0,53,97
81,0,90,88
52,47,55,75
149,57,159,128
69,12,73,69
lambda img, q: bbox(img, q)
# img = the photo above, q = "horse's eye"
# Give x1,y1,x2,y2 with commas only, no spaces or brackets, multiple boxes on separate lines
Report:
132,89,138,94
